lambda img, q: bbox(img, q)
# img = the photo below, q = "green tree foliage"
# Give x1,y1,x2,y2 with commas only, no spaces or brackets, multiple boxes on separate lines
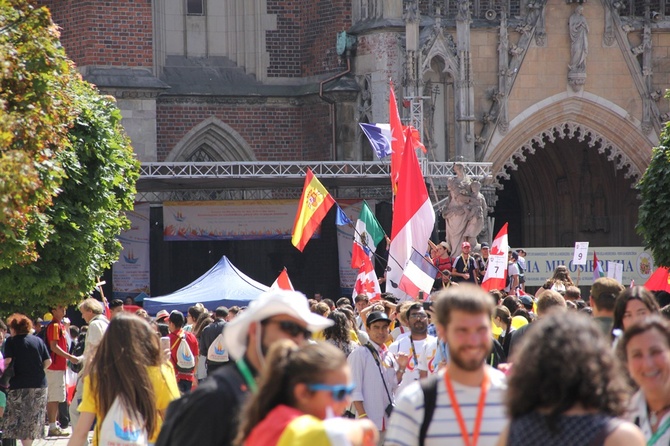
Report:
0,0,78,266
0,0,140,313
637,123,670,267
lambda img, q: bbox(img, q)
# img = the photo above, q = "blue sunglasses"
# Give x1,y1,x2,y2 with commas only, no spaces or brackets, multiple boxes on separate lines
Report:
307,383,356,401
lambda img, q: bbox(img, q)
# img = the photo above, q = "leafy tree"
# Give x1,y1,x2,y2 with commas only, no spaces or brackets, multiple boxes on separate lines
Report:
637,122,670,267
0,0,79,267
0,1,140,313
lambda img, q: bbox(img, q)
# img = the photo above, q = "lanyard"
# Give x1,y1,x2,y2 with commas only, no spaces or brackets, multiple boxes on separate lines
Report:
408,337,419,368
444,370,489,446
235,358,257,393
648,416,670,446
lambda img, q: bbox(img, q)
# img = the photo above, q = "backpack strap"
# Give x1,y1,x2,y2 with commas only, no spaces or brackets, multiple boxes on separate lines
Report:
419,374,440,446
588,417,624,446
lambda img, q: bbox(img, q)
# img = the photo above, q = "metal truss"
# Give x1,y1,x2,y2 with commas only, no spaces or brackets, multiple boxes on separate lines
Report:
140,161,391,179
139,160,491,180
136,160,492,203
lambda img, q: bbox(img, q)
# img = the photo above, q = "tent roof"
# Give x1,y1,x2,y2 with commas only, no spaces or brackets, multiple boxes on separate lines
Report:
143,256,269,314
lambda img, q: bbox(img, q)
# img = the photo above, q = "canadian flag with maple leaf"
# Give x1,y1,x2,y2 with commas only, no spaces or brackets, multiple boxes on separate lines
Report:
352,255,382,301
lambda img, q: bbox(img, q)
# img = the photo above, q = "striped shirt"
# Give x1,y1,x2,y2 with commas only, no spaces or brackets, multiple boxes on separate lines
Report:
385,367,507,446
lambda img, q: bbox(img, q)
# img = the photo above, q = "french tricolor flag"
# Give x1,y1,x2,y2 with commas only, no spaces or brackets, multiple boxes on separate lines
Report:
399,249,439,298
359,123,393,159
386,127,435,301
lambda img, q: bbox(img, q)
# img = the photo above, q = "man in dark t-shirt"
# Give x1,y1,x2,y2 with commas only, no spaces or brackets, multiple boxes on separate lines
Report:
451,241,479,284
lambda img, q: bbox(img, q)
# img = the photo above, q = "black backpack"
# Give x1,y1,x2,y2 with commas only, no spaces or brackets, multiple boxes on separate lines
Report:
36,328,50,353
68,334,86,373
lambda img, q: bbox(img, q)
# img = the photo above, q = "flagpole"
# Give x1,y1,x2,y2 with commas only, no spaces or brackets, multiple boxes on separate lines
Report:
576,267,581,287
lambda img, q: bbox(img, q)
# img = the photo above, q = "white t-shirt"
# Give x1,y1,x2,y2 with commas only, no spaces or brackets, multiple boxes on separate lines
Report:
417,336,439,375
389,335,436,396
505,262,520,292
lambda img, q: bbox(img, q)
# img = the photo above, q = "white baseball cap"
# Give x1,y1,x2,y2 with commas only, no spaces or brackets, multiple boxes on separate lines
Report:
223,289,333,360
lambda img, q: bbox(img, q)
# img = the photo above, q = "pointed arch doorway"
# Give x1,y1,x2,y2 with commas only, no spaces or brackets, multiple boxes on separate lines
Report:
492,127,642,248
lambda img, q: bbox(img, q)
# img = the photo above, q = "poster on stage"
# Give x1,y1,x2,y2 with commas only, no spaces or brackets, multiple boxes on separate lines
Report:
521,247,653,287
162,200,302,241
113,203,151,298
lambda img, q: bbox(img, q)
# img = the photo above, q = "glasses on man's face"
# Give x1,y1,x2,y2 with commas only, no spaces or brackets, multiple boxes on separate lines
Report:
307,383,356,401
262,319,312,339
409,313,428,320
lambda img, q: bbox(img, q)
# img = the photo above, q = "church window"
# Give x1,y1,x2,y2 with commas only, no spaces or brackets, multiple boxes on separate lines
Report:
186,0,205,16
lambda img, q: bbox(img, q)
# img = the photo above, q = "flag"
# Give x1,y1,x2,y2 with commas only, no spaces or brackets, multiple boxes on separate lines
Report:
291,169,336,251
352,256,382,301
407,126,427,154
351,201,386,269
644,267,670,292
399,249,439,298
271,268,295,291
335,204,353,226
389,82,405,193
481,223,509,292
386,127,435,301
593,251,605,281
360,123,393,159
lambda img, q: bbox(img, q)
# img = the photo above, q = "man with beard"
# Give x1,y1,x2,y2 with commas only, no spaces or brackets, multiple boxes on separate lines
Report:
155,290,332,446
385,285,507,446
389,303,436,395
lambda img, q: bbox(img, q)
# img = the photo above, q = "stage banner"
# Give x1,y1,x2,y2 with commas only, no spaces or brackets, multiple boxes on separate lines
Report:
162,200,301,241
521,247,654,287
336,200,378,297
113,203,151,298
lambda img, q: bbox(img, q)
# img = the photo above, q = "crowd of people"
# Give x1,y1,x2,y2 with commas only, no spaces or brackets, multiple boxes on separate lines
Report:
1,259,670,446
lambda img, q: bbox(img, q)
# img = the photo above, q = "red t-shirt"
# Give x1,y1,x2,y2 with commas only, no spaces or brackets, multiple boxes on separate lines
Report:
46,320,68,371
168,329,199,382
433,256,453,279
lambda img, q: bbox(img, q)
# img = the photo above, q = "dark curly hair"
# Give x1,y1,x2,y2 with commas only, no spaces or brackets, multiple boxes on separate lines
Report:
323,310,351,345
612,286,660,333
505,312,630,425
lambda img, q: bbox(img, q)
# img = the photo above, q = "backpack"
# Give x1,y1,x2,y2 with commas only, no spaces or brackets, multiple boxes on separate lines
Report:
98,396,148,446
206,332,229,363
419,374,440,446
517,261,526,284
173,334,196,373
68,335,86,373
36,328,50,353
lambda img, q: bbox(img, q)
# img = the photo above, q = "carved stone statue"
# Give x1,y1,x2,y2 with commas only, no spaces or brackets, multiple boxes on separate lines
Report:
568,6,589,91
568,6,589,72
442,163,486,257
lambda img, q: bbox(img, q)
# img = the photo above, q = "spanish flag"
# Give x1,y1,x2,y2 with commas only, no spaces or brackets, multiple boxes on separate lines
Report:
291,169,335,251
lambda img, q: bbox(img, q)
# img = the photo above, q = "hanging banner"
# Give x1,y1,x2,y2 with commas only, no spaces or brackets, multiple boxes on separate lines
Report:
113,203,151,298
520,247,654,287
162,200,301,241
336,200,378,297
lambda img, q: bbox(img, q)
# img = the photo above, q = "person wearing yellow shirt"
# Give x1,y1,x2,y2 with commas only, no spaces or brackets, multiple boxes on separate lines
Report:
68,314,180,446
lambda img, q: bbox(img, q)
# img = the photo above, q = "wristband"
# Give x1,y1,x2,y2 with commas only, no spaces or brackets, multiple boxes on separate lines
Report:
398,367,406,373
358,413,367,418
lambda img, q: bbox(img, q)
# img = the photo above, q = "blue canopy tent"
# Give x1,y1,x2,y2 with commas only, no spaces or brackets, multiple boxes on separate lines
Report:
143,256,269,314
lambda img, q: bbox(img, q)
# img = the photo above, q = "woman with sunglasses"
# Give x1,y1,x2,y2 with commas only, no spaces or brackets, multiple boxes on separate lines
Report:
236,340,378,446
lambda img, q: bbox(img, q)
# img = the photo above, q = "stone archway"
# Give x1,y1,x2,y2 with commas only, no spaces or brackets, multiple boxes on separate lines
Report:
485,94,655,247
166,117,256,162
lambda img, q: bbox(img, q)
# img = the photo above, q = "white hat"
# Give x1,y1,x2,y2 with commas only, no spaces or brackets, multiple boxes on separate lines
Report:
155,309,169,321
223,289,333,360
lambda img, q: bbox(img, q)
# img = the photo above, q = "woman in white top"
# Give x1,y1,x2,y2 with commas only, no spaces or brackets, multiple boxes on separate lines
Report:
620,315,670,445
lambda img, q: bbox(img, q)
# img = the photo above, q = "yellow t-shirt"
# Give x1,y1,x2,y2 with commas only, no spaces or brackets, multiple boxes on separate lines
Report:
78,362,180,445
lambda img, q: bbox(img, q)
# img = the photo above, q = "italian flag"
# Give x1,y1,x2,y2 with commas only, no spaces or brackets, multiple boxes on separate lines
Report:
593,251,605,280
